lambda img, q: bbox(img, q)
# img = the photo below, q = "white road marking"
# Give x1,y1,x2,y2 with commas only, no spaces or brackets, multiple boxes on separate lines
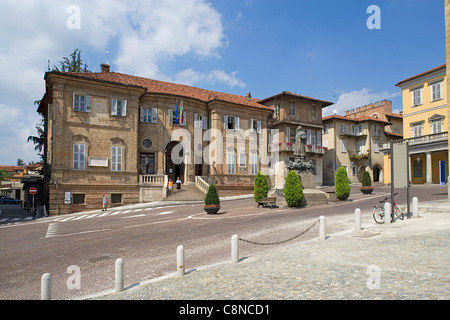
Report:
122,214,146,219
158,211,173,215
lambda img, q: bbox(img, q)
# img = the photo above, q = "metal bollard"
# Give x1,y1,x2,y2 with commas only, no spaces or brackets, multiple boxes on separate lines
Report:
412,197,419,217
319,216,326,241
384,202,391,224
115,258,124,293
231,234,239,263
177,245,185,277
41,273,52,300
354,208,361,231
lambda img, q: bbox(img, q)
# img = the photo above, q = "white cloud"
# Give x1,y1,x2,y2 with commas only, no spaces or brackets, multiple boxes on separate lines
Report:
206,70,246,89
323,88,400,116
174,68,246,89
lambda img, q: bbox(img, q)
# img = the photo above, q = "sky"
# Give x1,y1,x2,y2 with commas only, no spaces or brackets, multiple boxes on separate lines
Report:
0,0,446,165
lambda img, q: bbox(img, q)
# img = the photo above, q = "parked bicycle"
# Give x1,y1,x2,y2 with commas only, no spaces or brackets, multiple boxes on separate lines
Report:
373,192,404,224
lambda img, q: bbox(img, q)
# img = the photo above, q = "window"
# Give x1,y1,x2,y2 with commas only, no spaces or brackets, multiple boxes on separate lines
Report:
374,124,379,136
194,113,208,130
357,124,364,136
73,144,85,170
412,123,424,137
112,99,127,116
227,153,236,174
224,116,239,130
312,105,317,120
111,194,122,204
357,140,365,155
431,120,444,134
412,88,422,106
73,94,92,112
307,130,321,147
289,101,296,116
140,153,155,174
275,103,280,117
72,194,85,205
250,119,261,133
140,107,158,123
250,154,258,175
111,146,123,172
169,109,186,126
413,158,423,178
239,149,246,168
350,124,356,136
323,124,328,134
340,124,347,135
374,140,379,153
341,140,347,153
431,81,443,101
351,162,357,176
286,127,291,143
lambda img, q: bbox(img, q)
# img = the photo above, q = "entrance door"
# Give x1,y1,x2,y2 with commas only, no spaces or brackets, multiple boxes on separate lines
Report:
140,153,155,174
166,141,184,182
373,165,381,183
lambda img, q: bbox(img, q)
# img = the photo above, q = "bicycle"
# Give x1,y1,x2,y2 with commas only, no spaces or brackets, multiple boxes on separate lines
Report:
373,192,404,224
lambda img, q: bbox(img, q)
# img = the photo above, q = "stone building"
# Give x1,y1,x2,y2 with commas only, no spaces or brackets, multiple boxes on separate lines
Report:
37,64,331,214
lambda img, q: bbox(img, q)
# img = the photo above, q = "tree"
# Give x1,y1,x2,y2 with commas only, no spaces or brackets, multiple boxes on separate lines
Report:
284,170,304,207
253,171,268,203
204,184,220,206
0,169,10,182
361,170,372,187
52,48,91,72
27,114,45,161
16,159,25,166
335,167,350,200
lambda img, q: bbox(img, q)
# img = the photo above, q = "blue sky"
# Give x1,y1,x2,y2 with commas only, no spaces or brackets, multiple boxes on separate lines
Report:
0,0,446,165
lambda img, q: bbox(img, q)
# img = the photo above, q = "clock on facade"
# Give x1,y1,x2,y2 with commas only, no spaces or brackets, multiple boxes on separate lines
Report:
143,139,152,149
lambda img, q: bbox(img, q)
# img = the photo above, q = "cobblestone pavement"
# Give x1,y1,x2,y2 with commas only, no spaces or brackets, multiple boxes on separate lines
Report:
89,201,450,300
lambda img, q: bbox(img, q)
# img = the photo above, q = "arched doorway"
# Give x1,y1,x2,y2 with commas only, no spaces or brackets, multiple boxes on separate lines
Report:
373,164,382,183
166,141,185,183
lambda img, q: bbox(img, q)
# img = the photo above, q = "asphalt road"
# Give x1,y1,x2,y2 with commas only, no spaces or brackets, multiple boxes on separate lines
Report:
0,183,447,300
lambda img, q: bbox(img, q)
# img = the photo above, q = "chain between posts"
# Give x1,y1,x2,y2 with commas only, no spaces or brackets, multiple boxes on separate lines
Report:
238,219,320,246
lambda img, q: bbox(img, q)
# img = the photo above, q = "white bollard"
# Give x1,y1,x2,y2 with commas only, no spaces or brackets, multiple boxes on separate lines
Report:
412,197,419,217
319,216,326,241
115,258,124,293
177,245,185,277
384,202,391,224
41,273,52,300
354,208,361,231
231,234,239,263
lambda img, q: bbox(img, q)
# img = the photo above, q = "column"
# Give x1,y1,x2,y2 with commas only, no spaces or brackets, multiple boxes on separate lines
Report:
426,152,432,184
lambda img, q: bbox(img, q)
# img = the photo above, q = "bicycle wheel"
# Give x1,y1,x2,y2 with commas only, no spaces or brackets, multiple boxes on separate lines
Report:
394,205,404,220
373,206,385,224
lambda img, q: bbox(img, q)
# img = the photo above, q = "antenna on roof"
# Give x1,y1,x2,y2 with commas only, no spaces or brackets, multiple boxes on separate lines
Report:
48,60,51,71
106,51,109,65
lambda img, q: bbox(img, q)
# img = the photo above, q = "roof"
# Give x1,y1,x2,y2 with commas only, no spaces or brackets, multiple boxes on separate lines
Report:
46,71,272,111
396,64,446,87
322,114,391,124
258,91,334,107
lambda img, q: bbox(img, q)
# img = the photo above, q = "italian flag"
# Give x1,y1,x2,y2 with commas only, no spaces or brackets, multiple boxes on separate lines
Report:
179,100,184,124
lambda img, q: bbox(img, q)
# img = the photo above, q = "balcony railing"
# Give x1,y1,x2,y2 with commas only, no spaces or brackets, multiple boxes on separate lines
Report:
382,132,448,150
139,174,166,186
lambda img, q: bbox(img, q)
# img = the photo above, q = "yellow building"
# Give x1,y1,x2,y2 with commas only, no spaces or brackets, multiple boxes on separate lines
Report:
446,0,450,200
387,64,448,185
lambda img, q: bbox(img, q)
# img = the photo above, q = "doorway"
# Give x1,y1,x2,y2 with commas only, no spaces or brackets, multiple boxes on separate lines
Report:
166,141,184,182
373,165,381,183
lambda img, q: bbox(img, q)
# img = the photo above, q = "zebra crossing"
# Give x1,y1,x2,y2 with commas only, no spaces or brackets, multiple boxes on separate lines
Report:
0,206,176,225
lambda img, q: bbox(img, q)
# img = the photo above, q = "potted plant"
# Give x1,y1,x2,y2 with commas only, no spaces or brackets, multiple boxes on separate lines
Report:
204,184,220,214
335,167,350,200
360,170,374,194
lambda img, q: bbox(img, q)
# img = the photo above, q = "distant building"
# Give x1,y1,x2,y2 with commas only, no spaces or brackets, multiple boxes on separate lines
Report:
322,100,403,185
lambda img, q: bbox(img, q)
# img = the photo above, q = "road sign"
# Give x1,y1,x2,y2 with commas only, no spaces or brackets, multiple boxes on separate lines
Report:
29,187,37,195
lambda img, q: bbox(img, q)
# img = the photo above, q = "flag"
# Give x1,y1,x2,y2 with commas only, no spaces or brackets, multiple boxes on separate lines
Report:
175,101,179,123
179,100,184,124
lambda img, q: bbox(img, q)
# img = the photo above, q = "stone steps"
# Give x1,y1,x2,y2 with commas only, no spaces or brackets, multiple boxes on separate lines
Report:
164,184,206,201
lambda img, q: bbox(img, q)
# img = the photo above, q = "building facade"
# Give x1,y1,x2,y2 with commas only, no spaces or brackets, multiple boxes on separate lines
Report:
322,100,403,186
388,65,448,185
37,64,331,215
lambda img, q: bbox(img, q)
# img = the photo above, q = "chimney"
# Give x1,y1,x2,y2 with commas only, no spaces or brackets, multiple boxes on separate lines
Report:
246,92,252,101
101,63,110,73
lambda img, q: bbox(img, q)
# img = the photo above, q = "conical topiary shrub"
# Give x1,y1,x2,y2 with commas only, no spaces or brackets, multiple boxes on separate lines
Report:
360,170,374,194
204,184,220,214
335,167,350,200
253,171,268,203
284,170,304,207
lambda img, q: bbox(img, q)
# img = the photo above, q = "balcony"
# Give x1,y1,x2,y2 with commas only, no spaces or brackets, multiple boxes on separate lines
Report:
139,174,166,186
382,132,448,151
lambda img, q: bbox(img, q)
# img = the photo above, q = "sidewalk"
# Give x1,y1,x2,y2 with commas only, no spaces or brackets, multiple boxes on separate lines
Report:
88,199,450,300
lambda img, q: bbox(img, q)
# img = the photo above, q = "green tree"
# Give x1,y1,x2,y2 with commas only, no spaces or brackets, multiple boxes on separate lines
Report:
0,169,10,182
253,171,268,203
27,114,45,161
284,170,304,207
335,167,350,200
204,184,220,206
52,48,91,72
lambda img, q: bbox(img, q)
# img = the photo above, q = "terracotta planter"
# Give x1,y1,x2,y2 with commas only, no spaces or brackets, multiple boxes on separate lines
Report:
204,205,220,214
360,187,374,194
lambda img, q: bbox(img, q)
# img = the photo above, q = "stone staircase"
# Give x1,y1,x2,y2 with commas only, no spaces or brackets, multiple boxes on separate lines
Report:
164,184,206,201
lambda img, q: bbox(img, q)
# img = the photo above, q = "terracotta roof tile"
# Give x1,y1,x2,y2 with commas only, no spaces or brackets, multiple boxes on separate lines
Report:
258,91,333,107
396,64,446,86
55,71,272,111
322,114,391,124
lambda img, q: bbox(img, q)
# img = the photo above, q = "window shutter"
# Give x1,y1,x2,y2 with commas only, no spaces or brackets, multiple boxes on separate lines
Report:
122,100,127,116
235,117,240,130
307,130,312,145
250,119,254,132
202,116,208,130
140,107,144,122
112,99,118,115
286,127,290,143
151,108,158,123
86,95,93,112
317,131,321,146
257,121,261,134
224,116,228,130
169,109,173,127
182,111,186,126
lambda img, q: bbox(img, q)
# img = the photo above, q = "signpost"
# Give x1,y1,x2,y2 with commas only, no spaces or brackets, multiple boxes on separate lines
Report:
390,141,411,220
29,187,37,218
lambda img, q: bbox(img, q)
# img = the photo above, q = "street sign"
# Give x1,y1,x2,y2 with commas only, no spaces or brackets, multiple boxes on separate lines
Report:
29,187,37,195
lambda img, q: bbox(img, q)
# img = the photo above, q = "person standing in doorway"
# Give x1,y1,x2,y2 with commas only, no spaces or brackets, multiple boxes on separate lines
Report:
102,195,107,211
176,177,182,190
